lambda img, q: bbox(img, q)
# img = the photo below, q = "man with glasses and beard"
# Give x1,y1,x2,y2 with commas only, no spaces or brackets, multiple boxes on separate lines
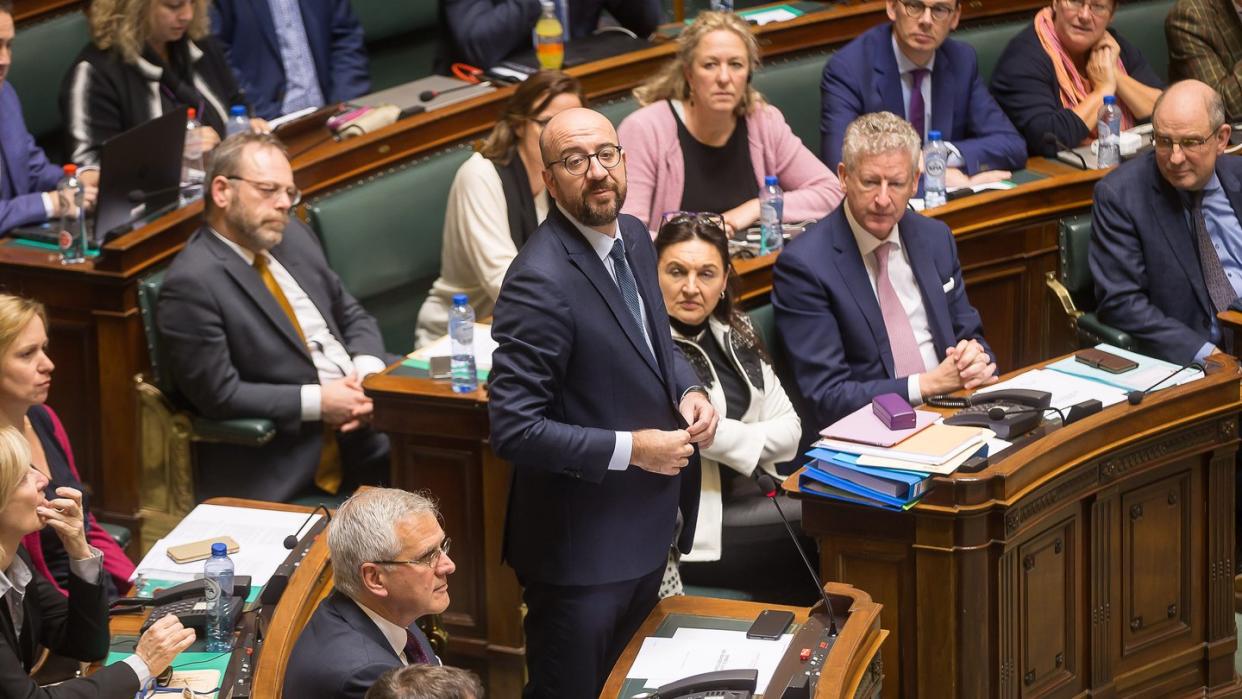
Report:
488,107,719,698
1090,80,1242,363
157,132,391,503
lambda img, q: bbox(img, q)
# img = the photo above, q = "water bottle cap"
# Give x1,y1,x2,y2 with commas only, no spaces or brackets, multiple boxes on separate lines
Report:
1102,95,1116,104
764,175,778,186
62,164,77,176
928,130,942,141
452,293,469,306
230,105,246,116
211,542,227,556
187,107,197,120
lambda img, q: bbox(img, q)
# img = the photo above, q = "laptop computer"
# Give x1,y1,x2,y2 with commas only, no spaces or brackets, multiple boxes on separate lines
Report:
8,108,187,247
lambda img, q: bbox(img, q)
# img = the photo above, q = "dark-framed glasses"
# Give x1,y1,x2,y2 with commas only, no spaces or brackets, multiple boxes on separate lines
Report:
659,211,727,233
373,537,452,569
226,176,302,206
1057,0,1112,17
546,145,624,176
1152,132,1217,153
896,0,956,21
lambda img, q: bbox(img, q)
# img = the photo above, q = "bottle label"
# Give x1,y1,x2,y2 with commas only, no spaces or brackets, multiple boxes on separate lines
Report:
204,577,221,606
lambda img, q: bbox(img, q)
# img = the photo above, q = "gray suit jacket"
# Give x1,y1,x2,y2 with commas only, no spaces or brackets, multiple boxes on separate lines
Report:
157,220,386,501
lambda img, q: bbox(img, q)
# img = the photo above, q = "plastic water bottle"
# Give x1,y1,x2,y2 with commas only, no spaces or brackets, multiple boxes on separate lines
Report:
226,105,250,137
57,164,87,265
923,130,947,208
449,294,478,393
203,542,235,652
759,175,783,255
1096,95,1121,169
710,0,735,10
533,1,564,70
182,107,205,199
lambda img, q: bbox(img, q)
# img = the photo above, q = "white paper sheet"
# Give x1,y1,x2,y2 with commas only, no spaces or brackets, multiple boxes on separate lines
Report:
132,504,321,587
975,368,1128,412
626,628,793,693
406,322,498,370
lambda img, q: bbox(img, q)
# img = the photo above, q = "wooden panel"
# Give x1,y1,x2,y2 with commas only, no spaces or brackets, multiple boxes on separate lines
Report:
961,262,1025,374
1016,516,1078,696
1119,469,1193,656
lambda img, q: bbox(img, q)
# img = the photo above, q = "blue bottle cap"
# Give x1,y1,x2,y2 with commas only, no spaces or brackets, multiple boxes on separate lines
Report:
211,542,227,556
452,293,469,306
230,105,246,117
764,175,778,186
1102,95,1116,105
928,130,942,141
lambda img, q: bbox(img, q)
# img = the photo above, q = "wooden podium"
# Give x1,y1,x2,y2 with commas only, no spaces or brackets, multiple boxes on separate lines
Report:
603,583,887,698
795,355,1242,698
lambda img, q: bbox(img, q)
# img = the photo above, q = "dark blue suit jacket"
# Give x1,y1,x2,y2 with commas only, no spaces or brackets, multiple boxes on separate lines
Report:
0,83,64,235
772,207,991,429
211,0,370,120
283,591,437,699
820,23,1026,175
1090,152,1242,363
489,206,701,587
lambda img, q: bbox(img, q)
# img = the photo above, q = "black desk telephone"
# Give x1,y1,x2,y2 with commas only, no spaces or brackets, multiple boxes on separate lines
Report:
131,576,251,635
938,389,1053,440
632,669,757,699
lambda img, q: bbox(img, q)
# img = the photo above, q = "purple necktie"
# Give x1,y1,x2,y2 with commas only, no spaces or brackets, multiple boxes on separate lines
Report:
873,242,926,377
908,68,929,143
404,630,428,665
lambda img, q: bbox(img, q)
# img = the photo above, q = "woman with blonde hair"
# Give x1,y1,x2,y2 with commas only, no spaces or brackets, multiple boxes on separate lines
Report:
0,426,195,696
59,0,255,170
0,294,135,600
619,11,843,234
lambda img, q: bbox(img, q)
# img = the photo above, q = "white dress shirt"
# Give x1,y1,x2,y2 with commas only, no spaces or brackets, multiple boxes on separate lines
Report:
210,229,387,420
844,206,939,403
891,35,964,168
356,600,442,666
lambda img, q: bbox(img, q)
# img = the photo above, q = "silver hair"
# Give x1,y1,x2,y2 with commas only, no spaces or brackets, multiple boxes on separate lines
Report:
841,111,922,174
329,488,440,600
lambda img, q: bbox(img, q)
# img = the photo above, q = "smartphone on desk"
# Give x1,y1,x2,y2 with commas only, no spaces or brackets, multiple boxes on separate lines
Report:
1074,348,1138,374
745,609,793,640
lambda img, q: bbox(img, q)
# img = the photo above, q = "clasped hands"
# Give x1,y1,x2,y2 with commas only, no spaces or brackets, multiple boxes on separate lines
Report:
919,338,998,398
321,371,373,432
631,392,719,476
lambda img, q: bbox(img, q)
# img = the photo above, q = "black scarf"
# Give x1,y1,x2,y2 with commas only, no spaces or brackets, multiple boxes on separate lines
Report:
493,152,539,250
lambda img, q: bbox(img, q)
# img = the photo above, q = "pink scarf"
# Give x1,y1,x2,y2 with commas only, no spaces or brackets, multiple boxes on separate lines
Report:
1033,6,1134,142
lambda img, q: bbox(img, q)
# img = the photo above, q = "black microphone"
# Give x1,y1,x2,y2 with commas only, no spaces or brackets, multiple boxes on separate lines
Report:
419,81,491,102
1126,360,1205,405
283,504,332,549
755,473,838,636
128,185,183,203
1043,132,1088,169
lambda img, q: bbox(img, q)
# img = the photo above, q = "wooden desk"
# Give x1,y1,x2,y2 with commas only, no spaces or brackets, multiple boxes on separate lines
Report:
601,584,887,698
793,355,1242,698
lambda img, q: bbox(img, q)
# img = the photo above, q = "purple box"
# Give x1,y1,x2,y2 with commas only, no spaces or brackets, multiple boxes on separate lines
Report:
873,392,916,430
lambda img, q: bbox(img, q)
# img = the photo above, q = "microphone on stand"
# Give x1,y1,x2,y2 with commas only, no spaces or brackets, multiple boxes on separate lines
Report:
283,504,332,549
755,473,838,636
419,81,492,103
1042,132,1088,169
1126,360,1205,405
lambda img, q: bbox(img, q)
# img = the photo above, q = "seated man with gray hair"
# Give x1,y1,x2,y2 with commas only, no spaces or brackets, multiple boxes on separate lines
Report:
773,111,998,430
364,664,484,699
284,488,456,699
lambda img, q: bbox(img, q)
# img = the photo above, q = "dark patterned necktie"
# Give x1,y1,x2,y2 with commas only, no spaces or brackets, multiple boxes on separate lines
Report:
909,68,929,142
608,238,649,346
1189,189,1235,314
404,629,428,665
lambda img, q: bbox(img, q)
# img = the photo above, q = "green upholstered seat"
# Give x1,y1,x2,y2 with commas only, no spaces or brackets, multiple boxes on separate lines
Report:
596,95,640,128
752,51,833,155
306,144,474,354
351,0,439,90
1045,214,1135,349
1110,0,1175,82
97,521,132,550
7,10,89,163
954,20,1027,84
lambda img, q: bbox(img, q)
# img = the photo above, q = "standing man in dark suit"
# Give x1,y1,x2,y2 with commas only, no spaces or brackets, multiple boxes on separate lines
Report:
0,0,97,235
157,132,390,502
211,0,370,120
774,111,997,430
820,0,1025,185
1091,80,1242,363
284,488,453,699
488,107,718,698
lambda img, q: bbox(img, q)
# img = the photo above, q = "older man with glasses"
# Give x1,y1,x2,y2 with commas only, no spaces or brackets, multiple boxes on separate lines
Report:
284,488,457,699
820,0,1026,189
1091,80,1242,363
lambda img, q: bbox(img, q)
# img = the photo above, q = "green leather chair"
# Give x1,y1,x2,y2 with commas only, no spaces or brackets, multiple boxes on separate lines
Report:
954,20,1026,84
306,144,474,354
752,51,834,155
1045,214,1136,349
7,9,89,164
1110,0,1175,82
351,0,438,90
134,269,276,545
596,95,640,128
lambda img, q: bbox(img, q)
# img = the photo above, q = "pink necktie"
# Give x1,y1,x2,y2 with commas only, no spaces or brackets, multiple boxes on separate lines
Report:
873,242,926,377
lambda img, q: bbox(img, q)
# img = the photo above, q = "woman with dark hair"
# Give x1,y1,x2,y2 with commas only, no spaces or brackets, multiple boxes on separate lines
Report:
654,213,800,593
415,71,585,347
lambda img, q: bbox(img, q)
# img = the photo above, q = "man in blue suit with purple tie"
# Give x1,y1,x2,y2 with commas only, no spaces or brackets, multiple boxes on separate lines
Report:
776,112,998,430
820,0,1025,187
0,2,95,235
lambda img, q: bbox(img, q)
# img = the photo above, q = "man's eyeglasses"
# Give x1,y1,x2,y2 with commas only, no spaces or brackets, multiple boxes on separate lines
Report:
546,145,624,176
659,211,727,233
1057,0,1112,18
226,176,302,206
896,0,957,22
1152,131,1218,153
373,537,452,569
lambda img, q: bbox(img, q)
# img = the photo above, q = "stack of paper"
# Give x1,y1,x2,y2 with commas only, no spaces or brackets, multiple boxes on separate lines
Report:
1045,343,1204,394
627,627,792,693
403,322,496,380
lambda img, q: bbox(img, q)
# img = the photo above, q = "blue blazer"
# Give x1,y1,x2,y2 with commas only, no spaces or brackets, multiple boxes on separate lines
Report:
772,207,991,429
283,591,437,699
820,23,1026,175
0,83,64,235
1090,152,1242,363
488,206,701,587
210,0,370,120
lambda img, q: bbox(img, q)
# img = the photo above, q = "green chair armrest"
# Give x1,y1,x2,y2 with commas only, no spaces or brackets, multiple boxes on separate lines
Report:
1077,313,1135,351
96,521,132,549
190,417,277,446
